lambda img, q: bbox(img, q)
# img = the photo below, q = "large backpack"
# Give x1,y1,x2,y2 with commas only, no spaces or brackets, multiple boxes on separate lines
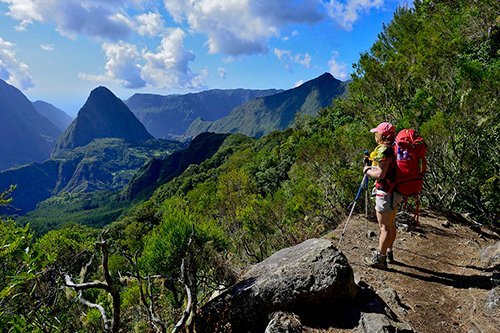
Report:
393,129,427,224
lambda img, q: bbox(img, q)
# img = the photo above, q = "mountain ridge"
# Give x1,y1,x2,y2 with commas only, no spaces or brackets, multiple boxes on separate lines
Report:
181,73,347,140
0,79,61,170
126,88,282,139
32,100,73,131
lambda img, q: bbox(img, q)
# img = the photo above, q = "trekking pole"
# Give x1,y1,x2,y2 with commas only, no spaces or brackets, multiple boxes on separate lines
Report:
337,151,371,248
363,150,371,218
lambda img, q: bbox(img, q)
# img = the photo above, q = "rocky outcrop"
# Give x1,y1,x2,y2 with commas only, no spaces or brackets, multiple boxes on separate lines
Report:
196,238,358,332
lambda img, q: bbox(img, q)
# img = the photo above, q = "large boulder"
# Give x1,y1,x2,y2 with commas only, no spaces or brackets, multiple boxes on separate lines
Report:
196,238,357,332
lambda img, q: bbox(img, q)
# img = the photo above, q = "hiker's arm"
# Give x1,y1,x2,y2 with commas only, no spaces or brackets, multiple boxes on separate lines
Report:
364,158,390,179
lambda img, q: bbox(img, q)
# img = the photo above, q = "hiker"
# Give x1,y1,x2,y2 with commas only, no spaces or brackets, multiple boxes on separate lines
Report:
363,122,402,269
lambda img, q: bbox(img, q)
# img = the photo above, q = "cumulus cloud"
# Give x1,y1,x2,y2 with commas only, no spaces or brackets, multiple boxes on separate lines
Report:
40,43,54,51
0,37,34,89
163,0,326,56
1,0,134,40
136,12,165,37
80,28,205,89
326,0,384,30
328,52,349,80
274,48,312,68
80,41,146,88
141,28,206,89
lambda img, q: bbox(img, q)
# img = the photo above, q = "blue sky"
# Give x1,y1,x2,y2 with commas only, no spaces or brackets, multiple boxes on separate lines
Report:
0,0,407,116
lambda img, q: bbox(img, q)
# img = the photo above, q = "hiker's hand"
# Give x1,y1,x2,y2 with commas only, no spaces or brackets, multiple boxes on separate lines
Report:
363,166,371,175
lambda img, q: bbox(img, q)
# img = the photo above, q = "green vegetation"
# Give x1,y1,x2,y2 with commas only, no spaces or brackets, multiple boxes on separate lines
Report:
0,138,183,214
1,1,498,331
18,191,129,236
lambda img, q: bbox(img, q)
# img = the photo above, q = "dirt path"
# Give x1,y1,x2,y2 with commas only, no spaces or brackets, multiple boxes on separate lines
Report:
327,211,499,333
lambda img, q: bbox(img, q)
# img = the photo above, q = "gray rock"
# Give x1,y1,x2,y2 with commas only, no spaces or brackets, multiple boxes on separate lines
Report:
377,288,411,317
358,312,413,333
196,238,357,333
485,287,499,312
480,242,500,268
356,283,413,333
265,311,302,333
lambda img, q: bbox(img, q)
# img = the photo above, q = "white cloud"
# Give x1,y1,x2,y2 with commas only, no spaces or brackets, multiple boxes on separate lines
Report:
294,53,311,68
163,0,325,56
274,48,292,60
1,0,135,40
218,67,226,79
326,0,384,30
136,12,165,37
79,41,145,88
142,28,206,89
80,28,206,90
274,48,312,68
328,52,349,80
294,80,304,87
0,37,34,89
40,43,54,51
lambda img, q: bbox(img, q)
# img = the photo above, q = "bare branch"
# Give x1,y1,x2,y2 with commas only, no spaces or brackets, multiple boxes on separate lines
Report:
172,282,193,333
64,232,121,333
77,293,111,331
64,274,109,291
172,227,196,333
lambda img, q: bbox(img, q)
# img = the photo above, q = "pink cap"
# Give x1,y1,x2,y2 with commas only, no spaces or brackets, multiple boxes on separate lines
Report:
370,122,395,136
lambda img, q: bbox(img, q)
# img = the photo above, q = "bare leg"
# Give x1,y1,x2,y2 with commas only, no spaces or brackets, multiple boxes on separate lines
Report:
387,210,397,251
376,211,393,256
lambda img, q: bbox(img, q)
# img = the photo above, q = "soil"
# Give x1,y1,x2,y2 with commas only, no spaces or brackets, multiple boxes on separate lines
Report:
320,210,500,333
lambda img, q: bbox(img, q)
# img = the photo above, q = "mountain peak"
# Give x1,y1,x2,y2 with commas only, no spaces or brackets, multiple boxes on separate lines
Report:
90,86,114,96
52,86,153,156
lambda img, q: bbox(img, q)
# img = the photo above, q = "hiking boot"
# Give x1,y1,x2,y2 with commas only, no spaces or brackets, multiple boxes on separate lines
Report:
387,250,395,264
363,251,387,269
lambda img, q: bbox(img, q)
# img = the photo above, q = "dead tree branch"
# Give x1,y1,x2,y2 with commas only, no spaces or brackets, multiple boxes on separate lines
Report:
172,227,196,333
64,233,121,333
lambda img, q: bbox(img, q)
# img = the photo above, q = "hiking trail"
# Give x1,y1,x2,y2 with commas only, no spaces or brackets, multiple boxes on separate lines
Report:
322,210,499,333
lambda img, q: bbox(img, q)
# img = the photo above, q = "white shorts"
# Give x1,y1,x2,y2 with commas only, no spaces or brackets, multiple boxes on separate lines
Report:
375,190,403,213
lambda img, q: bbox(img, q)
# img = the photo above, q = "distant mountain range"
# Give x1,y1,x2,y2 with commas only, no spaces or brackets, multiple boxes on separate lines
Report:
53,86,153,156
0,79,61,171
182,73,347,140
32,100,73,131
0,86,182,215
125,88,281,139
0,73,346,216
0,84,184,214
